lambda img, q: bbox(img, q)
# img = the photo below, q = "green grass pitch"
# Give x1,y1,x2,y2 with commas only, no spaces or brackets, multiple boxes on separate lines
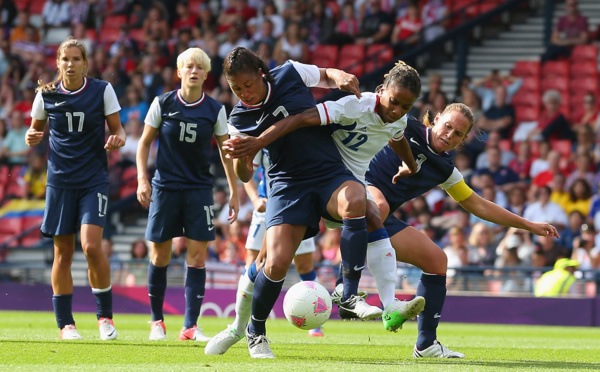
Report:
1,310,599,371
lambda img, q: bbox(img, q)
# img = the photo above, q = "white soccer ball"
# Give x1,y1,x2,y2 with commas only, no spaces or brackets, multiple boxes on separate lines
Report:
283,281,332,330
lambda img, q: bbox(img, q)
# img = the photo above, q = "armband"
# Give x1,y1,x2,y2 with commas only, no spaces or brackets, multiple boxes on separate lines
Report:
445,179,473,202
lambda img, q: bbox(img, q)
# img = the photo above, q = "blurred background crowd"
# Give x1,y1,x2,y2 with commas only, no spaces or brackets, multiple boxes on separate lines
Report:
1,0,600,292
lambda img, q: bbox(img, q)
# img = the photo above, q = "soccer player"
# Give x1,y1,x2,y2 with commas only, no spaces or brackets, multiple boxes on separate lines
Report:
25,37,126,340
365,104,559,358
136,48,240,341
225,61,428,333
215,47,379,359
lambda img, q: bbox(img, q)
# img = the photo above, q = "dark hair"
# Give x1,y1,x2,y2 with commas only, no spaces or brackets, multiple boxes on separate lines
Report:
223,47,275,84
569,178,593,201
376,60,421,98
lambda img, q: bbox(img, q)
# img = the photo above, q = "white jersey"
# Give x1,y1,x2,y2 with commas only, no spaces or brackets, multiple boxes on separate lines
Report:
316,92,407,183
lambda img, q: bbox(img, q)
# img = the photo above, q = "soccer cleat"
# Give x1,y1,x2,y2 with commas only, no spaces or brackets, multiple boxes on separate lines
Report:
179,325,211,342
382,297,426,332
246,328,275,359
330,284,368,305
413,340,465,358
98,317,117,340
149,320,166,340
308,327,324,337
338,295,383,320
205,325,244,355
60,324,83,340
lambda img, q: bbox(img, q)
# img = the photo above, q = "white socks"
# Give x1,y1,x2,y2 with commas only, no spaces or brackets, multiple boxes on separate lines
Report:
367,238,397,309
230,271,254,336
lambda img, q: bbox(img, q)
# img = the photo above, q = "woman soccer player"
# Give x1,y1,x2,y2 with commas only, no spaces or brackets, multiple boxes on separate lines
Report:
136,48,240,341
224,61,429,333
365,103,559,358
25,37,126,340
218,47,380,359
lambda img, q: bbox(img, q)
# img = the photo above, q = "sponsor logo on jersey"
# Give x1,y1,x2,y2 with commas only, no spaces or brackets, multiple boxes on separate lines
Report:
168,111,179,116
256,112,269,125
410,137,420,146
55,101,67,106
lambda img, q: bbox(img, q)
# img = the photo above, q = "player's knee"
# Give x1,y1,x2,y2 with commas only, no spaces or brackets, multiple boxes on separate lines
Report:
365,204,384,232
339,191,366,218
425,248,448,274
264,259,290,281
81,240,102,258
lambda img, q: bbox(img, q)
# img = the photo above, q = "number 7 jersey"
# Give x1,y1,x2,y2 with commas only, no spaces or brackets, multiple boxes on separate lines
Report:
31,77,121,189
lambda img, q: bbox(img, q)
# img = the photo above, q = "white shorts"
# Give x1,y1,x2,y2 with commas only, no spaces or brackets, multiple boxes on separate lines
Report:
246,210,316,254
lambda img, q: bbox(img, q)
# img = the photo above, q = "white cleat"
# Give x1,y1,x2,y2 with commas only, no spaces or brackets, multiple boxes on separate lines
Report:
330,284,368,305
246,328,275,359
179,325,211,341
60,324,83,340
98,317,117,340
149,320,166,340
338,295,383,320
413,340,465,358
205,325,244,355
382,297,426,332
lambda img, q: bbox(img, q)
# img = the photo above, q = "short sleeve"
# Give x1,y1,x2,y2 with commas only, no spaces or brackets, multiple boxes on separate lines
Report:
289,60,320,87
213,106,228,136
103,83,121,116
31,91,47,121
145,97,162,128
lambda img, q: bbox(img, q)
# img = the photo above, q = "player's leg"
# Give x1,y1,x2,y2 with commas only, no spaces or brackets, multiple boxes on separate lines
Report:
326,180,381,320
247,223,304,358
389,226,464,358
51,234,81,339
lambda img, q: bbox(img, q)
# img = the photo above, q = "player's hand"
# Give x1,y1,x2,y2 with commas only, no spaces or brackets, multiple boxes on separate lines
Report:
136,178,153,208
223,136,263,159
227,196,239,224
392,163,414,184
25,128,44,147
329,70,361,98
105,134,125,151
529,222,560,239
253,197,267,213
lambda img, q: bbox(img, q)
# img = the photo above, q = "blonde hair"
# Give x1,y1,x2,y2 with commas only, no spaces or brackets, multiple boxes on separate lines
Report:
176,47,212,73
37,37,88,93
468,222,494,246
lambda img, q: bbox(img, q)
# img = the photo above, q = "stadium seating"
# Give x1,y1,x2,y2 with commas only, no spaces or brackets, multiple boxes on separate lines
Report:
338,45,365,77
20,215,44,247
512,61,541,78
365,44,394,74
309,45,338,68
550,139,572,158
541,60,570,78
569,60,598,77
0,217,22,248
569,45,598,62
119,167,138,199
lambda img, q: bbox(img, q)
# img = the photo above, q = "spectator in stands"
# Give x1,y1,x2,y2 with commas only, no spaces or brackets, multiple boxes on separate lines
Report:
507,141,531,183
304,1,335,48
559,210,584,252
550,172,569,211
467,222,496,266
171,1,198,38
418,73,445,119
541,0,589,63
0,118,6,150
524,185,569,230
11,25,45,65
443,226,469,280
573,93,598,127
506,186,527,217
453,151,473,185
421,0,448,43
23,152,47,200
477,85,516,140
573,125,598,168
1,110,29,165
196,3,217,34
471,70,523,112
9,10,40,44
119,85,149,125
496,227,535,267
101,238,124,285
41,0,70,31
0,0,17,28
534,258,578,297
273,21,309,63
125,239,149,287
69,0,91,27
142,4,170,44
563,178,593,216
218,21,252,60
529,140,551,179
472,146,521,193
13,83,34,126
571,223,600,271
391,2,422,51
251,18,278,51
565,152,595,191
248,1,284,41
354,0,393,45
527,90,575,142
219,220,246,264
332,1,360,45
139,55,164,104
217,0,257,36
118,117,142,169
530,150,564,200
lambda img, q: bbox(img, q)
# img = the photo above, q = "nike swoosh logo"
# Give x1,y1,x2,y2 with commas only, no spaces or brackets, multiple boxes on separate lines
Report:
168,111,179,116
106,330,116,337
55,101,67,106
256,112,269,125
410,137,420,146
208,225,214,231
354,265,365,271
434,313,441,318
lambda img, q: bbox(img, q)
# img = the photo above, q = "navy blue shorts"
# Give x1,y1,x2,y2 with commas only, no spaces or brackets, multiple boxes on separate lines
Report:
383,214,410,237
266,170,359,239
41,184,109,237
146,187,215,243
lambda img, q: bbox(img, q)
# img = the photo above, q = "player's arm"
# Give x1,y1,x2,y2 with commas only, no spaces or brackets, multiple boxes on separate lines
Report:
26,92,47,147
389,137,418,181
244,177,267,213
136,123,158,208
215,132,240,223
105,112,126,151
455,183,559,238
316,68,361,98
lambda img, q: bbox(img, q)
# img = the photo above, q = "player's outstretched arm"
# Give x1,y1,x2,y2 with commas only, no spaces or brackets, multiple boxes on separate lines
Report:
216,133,240,224
459,191,560,238
225,108,321,159
317,68,361,98
25,118,46,147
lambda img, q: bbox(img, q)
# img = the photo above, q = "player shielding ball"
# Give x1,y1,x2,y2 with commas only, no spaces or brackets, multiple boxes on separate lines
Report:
136,48,240,342
25,37,126,340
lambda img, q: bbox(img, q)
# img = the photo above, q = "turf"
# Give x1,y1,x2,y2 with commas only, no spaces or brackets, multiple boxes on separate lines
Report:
0,310,599,371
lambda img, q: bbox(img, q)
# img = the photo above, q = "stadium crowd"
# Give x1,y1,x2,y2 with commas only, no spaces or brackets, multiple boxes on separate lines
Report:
1,0,600,290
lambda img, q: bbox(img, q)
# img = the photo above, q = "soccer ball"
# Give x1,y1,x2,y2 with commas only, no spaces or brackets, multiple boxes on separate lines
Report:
283,281,332,330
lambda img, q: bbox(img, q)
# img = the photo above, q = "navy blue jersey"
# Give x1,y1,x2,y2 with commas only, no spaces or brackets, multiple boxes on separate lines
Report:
146,90,227,190
228,62,346,184
31,78,120,189
366,116,459,212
